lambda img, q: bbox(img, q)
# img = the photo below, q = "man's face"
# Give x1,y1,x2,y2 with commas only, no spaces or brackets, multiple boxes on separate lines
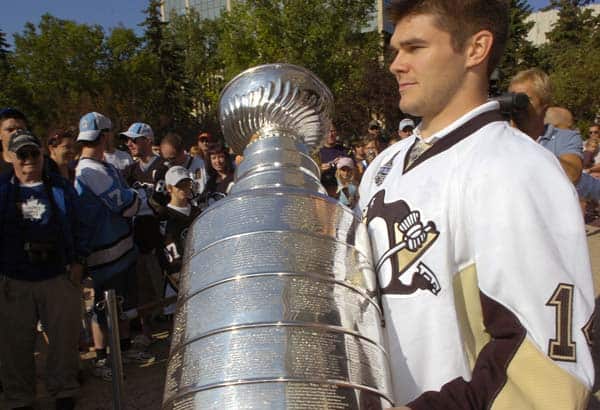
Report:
210,152,226,173
197,134,211,153
14,145,43,182
398,126,414,139
590,125,600,140
1,118,27,149
326,128,337,146
389,14,468,119
160,143,179,163
368,126,381,137
126,136,151,157
353,143,365,158
508,81,547,123
168,179,193,203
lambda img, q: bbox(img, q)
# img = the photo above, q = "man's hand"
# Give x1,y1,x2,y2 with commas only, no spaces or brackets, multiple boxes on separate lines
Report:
69,263,85,286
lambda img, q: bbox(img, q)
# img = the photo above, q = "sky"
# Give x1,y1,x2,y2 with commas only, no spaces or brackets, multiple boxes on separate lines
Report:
0,0,582,49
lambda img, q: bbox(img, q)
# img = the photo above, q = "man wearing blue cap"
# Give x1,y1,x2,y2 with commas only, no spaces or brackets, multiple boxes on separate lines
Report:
74,112,153,380
0,130,83,410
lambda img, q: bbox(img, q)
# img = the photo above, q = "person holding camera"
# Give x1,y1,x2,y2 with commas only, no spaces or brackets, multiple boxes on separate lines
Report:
319,125,348,172
0,130,83,410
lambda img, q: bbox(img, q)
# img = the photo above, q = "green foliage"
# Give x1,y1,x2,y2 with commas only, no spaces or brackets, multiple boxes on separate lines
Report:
216,0,386,137
2,0,598,142
539,0,600,128
496,0,538,89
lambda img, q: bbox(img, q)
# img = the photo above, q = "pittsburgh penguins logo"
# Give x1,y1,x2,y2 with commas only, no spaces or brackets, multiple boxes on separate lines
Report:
364,190,441,296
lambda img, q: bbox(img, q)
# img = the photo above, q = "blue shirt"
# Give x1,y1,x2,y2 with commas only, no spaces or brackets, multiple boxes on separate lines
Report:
538,124,583,159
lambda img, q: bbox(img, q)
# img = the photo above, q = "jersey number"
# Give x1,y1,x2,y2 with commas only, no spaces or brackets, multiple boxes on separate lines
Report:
164,243,181,263
108,189,123,207
546,283,576,362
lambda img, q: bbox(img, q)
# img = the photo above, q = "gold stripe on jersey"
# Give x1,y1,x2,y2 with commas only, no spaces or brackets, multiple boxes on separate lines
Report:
491,337,589,409
453,264,589,409
453,264,490,368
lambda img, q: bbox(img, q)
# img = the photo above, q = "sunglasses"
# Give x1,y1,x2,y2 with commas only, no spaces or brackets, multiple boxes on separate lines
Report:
198,138,210,143
16,146,41,161
127,137,146,144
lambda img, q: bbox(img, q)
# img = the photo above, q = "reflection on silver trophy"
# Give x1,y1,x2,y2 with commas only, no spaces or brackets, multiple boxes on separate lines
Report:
162,64,393,409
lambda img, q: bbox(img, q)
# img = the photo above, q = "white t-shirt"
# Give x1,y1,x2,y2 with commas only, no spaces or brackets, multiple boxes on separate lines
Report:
104,149,134,171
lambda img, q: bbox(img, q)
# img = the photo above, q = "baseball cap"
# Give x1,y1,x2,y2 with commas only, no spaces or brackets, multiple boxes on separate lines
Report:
120,122,154,140
336,157,355,170
399,118,415,131
77,112,112,142
8,130,41,153
165,166,192,187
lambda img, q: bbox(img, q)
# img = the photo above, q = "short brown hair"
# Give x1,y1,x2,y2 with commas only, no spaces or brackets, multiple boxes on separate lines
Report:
160,132,184,153
388,0,509,76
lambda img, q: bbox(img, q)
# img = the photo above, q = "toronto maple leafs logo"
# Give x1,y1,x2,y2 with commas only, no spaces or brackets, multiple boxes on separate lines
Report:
364,190,441,296
21,196,47,221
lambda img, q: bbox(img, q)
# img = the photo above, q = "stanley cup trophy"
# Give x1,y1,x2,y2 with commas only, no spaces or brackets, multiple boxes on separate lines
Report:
162,64,393,409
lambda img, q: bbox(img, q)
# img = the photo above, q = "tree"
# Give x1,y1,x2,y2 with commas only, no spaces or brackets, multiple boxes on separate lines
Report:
539,0,600,128
216,0,385,138
140,0,189,135
495,0,538,90
11,14,105,134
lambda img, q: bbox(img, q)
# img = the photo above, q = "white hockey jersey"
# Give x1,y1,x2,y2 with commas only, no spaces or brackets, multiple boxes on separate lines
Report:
358,102,595,409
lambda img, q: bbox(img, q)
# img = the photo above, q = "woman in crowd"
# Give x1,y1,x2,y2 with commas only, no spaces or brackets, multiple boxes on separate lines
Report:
334,157,359,209
46,128,77,181
201,144,235,206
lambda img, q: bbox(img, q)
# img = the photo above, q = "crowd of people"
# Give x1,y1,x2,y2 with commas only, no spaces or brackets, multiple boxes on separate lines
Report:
0,2,599,407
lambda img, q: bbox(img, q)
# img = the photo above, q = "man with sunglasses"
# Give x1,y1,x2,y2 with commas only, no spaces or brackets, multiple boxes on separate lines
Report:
120,122,166,348
0,108,28,175
0,130,83,410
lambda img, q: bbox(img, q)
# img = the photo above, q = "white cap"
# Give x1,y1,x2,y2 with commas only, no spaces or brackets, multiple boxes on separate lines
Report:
399,118,415,131
165,166,192,187
120,122,154,140
77,112,112,141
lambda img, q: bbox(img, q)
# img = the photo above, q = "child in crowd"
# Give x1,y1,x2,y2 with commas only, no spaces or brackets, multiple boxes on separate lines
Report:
321,168,339,200
335,157,359,209
152,166,201,313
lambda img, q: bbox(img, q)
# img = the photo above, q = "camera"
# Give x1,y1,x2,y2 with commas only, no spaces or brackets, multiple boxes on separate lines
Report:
491,92,530,121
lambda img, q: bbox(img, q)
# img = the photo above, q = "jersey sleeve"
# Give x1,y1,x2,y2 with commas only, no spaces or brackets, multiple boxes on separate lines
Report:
408,146,595,409
77,161,139,217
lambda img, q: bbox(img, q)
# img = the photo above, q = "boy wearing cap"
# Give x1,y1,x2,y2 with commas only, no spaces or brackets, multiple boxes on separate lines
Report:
151,166,201,313
0,130,83,410
398,118,415,140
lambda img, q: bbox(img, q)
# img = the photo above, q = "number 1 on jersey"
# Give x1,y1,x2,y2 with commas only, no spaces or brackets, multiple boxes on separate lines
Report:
546,283,576,362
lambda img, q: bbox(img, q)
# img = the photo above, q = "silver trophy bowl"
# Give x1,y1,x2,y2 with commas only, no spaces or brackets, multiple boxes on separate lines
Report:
163,64,393,409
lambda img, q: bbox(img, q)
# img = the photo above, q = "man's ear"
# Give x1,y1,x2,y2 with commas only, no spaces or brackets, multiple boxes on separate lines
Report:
465,30,494,70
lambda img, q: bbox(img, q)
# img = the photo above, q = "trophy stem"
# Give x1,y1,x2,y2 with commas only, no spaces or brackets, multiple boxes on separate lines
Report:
230,132,324,195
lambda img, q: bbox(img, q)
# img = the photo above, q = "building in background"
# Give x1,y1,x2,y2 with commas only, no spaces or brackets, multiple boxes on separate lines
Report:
161,0,233,21
526,4,600,46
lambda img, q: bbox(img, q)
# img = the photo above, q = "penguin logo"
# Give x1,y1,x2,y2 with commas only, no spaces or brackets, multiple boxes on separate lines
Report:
364,190,441,296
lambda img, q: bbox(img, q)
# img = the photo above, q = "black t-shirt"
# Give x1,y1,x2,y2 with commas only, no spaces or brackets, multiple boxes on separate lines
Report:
0,156,13,176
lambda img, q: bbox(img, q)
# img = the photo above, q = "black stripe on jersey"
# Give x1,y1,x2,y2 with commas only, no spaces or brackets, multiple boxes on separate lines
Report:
403,109,504,174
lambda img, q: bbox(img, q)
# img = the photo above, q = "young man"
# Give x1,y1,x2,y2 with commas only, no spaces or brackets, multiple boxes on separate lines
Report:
358,1,595,408
0,108,28,175
75,113,152,379
0,131,83,410
319,125,348,172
